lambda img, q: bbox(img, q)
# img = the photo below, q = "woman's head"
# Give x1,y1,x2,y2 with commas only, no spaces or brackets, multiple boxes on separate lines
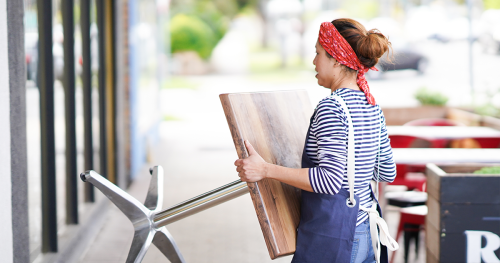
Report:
330,18,391,70
314,18,391,105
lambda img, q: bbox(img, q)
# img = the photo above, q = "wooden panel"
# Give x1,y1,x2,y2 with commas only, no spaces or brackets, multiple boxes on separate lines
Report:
483,115,500,130
427,163,500,204
426,163,500,262
438,163,500,174
381,106,447,125
426,195,440,231
426,164,443,202
426,249,439,263
220,90,313,259
446,108,482,126
426,215,440,262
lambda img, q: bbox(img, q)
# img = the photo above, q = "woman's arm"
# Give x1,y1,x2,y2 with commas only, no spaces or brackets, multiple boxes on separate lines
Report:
234,140,313,192
234,99,348,194
373,114,397,182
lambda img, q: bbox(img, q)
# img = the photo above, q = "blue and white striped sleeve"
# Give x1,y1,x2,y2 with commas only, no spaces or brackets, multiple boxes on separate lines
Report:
373,112,396,182
308,100,347,195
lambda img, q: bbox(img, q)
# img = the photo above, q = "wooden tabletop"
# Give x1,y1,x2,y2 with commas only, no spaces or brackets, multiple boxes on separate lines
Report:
220,90,312,259
392,148,500,164
387,126,500,139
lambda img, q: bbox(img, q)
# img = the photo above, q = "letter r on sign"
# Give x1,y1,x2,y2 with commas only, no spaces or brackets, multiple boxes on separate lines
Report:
465,230,500,263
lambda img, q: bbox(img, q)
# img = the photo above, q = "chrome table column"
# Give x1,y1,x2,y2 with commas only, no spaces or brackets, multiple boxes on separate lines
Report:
80,166,249,263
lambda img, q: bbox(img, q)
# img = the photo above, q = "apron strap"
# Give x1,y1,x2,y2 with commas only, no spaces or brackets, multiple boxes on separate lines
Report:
332,94,399,263
331,95,356,207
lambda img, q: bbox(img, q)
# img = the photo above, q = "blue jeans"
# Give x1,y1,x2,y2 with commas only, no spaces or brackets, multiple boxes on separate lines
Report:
350,220,376,263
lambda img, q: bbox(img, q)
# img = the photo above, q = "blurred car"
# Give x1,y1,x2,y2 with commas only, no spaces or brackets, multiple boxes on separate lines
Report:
479,9,500,55
24,23,96,86
367,47,428,79
364,18,428,79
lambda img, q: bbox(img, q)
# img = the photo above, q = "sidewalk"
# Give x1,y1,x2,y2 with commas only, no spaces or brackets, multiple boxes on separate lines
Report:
79,74,425,263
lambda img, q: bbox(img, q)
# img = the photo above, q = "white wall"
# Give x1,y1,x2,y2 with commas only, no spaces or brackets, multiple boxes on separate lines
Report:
0,0,14,261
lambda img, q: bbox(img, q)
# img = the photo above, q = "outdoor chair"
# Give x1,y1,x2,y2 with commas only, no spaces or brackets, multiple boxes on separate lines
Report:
390,205,427,263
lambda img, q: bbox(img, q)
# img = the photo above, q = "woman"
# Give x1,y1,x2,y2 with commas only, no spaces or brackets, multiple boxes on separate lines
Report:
234,18,398,263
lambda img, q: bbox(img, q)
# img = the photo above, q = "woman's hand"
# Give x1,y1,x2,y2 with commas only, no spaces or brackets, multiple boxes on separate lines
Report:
234,140,269,182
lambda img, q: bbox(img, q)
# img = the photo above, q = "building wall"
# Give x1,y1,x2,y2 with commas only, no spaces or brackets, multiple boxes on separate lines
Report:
0,0,14,261
1,0,29,262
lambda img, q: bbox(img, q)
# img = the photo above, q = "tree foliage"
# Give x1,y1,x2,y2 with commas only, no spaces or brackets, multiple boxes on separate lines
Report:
168,0,259,59
169,14,216,59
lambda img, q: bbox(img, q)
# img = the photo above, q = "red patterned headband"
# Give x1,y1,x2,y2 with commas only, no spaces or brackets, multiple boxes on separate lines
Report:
318,22,377,105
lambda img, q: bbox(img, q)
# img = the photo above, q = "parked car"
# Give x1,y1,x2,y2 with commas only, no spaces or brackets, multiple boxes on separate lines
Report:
367,48,428,79
479,9,500,55
364,18,428,79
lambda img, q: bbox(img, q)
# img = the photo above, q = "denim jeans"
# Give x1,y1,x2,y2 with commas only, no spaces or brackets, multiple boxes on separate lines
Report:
350,219,376,263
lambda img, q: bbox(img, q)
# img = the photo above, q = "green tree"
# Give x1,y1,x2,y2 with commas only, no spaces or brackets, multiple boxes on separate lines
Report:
169,14,216,59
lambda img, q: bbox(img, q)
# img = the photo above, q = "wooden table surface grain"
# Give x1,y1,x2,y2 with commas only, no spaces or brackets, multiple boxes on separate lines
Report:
220,90,313,259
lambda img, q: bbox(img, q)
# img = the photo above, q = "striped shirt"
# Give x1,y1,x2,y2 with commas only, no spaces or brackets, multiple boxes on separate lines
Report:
306,88,396,225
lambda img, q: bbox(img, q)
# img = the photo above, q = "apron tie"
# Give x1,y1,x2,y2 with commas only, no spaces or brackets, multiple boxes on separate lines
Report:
360,203,399,263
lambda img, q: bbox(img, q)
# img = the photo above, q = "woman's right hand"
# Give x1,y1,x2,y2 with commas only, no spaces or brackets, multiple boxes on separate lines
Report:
234,140,269,183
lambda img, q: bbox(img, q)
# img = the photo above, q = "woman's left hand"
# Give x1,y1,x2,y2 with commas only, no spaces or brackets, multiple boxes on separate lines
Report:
234,140,269,182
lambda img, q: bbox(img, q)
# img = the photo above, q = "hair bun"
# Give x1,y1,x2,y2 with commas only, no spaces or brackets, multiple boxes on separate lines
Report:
356,29,391,68
332,19,392,69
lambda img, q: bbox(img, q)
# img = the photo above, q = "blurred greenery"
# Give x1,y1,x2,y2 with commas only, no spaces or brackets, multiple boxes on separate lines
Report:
415,87,449,106
162,76,199,89
473,166,500,174
169,14,216,59
474,104,500,118
341,0,380,19
484,0,500,10
168,0,258,59
170,0,258,18
473,88,500,118
163,114,182,121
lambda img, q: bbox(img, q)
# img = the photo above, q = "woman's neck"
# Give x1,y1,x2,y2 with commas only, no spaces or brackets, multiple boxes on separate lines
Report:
330,75,360,93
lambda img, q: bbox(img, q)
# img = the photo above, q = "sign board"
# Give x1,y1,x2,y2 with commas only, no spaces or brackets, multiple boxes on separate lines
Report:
426,164,500,263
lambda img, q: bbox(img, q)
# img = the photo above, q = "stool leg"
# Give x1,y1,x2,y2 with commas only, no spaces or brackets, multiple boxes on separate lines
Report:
415,229,420,259
404,228,411,263
403,223,420,263
390,213,405,263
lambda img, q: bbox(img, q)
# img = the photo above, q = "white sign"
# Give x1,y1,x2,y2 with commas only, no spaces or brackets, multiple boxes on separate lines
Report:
465,230,500,263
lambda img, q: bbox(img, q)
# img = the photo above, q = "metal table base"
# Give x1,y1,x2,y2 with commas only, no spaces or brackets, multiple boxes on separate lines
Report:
80,166,249,263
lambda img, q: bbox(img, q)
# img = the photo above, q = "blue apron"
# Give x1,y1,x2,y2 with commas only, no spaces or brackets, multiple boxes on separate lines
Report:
291,105,390,263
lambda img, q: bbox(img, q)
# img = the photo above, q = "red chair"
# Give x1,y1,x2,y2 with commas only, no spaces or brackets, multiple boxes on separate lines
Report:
391,205,427,263
388,135,428,190
389,135,418,148
390,164,426,191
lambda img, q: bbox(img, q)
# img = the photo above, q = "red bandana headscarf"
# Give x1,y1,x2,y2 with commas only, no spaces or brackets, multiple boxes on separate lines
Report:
319,22,377,105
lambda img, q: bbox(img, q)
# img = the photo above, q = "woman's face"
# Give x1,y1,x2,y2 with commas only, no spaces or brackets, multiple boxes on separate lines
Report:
313,40,338,89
